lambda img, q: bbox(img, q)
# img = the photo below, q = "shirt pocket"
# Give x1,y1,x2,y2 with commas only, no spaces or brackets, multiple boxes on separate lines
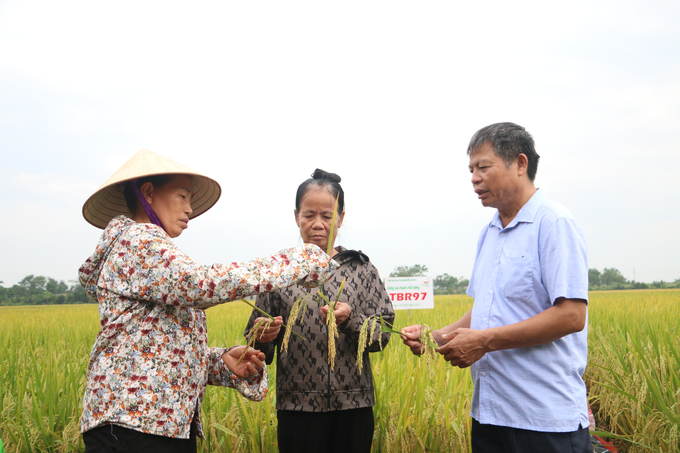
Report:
500,255,534,302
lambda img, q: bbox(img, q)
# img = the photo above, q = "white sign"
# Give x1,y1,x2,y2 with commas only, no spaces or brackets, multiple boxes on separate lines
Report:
384,277,434,310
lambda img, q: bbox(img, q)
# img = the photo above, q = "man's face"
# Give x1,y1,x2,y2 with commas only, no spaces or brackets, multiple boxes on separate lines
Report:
468,142,519,211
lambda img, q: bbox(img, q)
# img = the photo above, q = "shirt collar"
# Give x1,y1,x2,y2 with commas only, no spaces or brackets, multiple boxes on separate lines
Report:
490,188,546,230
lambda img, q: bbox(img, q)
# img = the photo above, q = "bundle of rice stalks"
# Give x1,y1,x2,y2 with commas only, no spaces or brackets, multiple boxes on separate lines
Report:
357,315,380,374
239,298,307,360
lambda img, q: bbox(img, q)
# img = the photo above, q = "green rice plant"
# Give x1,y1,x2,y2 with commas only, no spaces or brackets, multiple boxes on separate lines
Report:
585,289,680,453
372,295,474,452
0,305,98,453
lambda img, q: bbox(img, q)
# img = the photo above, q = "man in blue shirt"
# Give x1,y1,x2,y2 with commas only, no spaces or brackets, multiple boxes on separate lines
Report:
402,122,592,453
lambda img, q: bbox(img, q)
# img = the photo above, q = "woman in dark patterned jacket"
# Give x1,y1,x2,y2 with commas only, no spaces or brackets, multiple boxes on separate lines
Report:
245,169,396,453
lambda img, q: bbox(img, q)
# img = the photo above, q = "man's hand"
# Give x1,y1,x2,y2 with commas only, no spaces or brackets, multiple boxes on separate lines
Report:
437,328,489,368
222,346,266,379
400,325,425,356
320,302,351,325
251,316,283,343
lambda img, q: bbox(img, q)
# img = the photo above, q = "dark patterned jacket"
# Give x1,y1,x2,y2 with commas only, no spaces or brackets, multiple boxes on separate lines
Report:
244,246,395,412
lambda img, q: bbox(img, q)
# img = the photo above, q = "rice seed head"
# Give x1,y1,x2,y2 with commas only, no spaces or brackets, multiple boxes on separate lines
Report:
370,315,380,351
356,316,372,374
419,323,438,378
239,317,272,364
281,295,306,353
356,314,383,374
326,301,338,370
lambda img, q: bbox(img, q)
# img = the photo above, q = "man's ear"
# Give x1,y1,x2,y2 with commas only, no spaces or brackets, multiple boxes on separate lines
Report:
516,153,529,177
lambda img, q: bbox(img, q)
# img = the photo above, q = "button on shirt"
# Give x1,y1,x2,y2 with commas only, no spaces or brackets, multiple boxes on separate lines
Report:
466,189,589,432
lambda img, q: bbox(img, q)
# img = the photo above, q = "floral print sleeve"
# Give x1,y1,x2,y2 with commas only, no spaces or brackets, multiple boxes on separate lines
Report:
93,222,337,308
78,217,337,440
206,347,268,401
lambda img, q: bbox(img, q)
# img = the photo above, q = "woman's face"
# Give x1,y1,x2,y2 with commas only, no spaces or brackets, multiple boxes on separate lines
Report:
144,175,194,238
295,187,344,257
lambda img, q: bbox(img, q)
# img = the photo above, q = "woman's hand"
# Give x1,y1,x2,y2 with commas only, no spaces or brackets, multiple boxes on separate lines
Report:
222,346,266,379
252,316,283,343
320,302,351,325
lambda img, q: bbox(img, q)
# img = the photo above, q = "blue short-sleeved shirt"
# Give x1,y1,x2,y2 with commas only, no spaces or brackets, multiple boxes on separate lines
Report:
466,189,589,432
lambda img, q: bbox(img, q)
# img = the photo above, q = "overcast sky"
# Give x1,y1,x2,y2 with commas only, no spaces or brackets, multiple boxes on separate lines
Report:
1,0,679,288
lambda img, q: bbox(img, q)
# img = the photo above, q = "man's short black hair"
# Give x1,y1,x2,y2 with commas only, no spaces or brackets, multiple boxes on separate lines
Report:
467,122,540,182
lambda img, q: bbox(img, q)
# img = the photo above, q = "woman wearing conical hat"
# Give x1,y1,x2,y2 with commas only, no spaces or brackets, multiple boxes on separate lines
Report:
79,150,338,452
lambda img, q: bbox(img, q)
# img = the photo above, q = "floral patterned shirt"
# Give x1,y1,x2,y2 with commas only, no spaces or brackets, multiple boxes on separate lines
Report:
79,216,337,439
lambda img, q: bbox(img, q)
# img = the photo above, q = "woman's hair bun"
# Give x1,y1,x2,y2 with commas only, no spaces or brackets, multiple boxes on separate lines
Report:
311,169,341,183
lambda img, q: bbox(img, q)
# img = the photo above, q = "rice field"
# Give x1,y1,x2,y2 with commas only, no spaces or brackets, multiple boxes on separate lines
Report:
1,290,678,452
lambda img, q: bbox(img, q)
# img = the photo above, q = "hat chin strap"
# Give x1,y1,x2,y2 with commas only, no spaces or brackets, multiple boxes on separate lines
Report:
128,180,166,231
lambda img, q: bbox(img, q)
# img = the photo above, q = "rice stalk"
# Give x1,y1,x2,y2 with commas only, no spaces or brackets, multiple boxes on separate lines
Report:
281,294,309,353
356,317,371,374
239,298,306,341
356,314,382,374
370,315,381,351
419,324,437,358
326,302,338,370
238,317,272,364
315,277,346,371
419,324,438,379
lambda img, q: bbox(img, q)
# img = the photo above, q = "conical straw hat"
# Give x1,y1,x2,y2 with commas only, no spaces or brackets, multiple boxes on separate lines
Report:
82,149,222,229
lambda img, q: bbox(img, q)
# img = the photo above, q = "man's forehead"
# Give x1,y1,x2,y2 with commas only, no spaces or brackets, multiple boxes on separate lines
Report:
469,147,499,165
469,141,496,156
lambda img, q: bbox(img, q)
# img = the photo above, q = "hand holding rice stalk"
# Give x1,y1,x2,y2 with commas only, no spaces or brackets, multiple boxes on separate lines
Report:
357,316,439,374
238,316,273,364
418,324,439,360
316,278,346,370
239,298,307,361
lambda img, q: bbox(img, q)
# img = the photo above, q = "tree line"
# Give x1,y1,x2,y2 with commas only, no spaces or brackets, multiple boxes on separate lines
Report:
587,267,679,290
0,275,90,306
389,265,680,295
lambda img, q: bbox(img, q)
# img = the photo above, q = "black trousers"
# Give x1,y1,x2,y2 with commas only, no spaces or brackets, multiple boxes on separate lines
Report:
83,424,197,453
277,407,374,453
471,418,593,453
